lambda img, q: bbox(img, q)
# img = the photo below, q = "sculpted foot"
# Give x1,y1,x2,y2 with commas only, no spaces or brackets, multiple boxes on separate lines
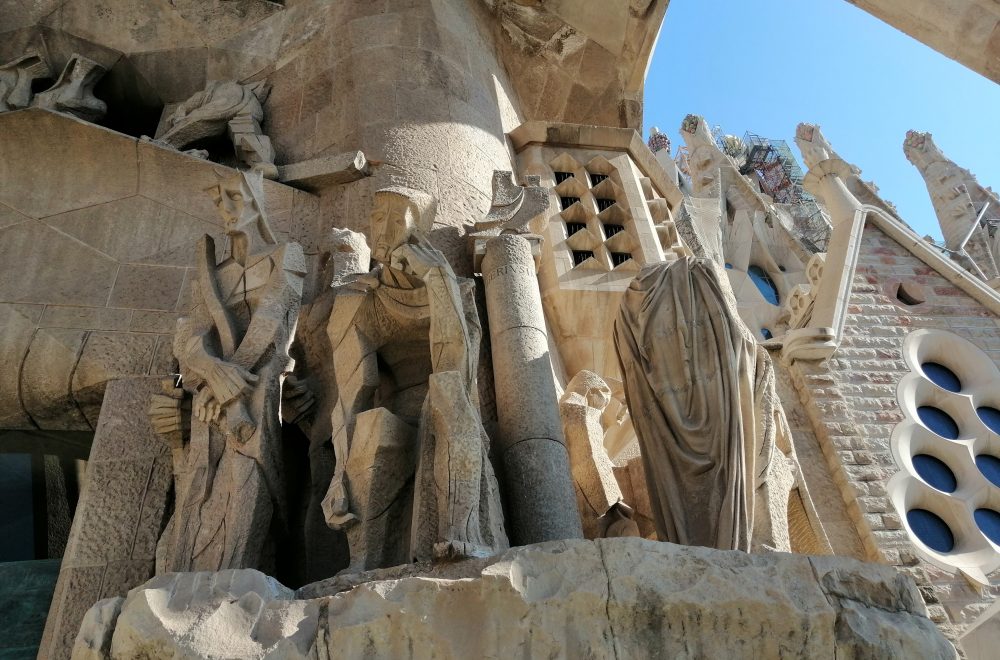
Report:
433,540,494,562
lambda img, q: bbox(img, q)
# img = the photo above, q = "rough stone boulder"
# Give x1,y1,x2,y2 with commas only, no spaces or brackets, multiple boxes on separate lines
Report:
73,538,955,659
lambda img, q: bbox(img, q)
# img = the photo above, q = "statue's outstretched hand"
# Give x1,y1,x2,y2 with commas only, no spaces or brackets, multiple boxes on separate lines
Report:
206,361,258,405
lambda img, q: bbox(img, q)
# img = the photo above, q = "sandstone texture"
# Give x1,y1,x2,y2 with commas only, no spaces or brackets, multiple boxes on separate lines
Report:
74,538,953,659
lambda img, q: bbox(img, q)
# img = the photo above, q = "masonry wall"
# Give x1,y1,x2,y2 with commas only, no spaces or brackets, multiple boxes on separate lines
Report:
790,220,1000,643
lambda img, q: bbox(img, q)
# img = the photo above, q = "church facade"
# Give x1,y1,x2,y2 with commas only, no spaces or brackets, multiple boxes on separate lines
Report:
0,2,996,658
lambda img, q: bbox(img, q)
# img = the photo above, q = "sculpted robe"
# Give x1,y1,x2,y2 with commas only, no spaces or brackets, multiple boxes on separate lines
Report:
159,237,305,573
614,257,775,551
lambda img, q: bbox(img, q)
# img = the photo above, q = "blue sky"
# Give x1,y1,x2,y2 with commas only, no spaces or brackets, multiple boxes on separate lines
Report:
643,0,1000,240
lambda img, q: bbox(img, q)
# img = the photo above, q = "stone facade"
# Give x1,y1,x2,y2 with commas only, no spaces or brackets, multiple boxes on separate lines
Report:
0,2,995,659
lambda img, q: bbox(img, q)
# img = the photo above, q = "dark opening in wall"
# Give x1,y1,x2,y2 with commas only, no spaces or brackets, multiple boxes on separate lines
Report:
560,196,581,210
93,59,166,139
595,198,615,212
566,222,586,236
0,430,92,562
603,223,625,238
610,252,631,267
572,250,594,266
895,281,925,306
589,173,608,186
760,328,773,340
554,171,574,184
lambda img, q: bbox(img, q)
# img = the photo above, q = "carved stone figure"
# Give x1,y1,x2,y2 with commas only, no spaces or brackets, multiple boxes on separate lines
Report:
158,80,278,179
560,370,640,539
321,187,507,572
613,257,782,551
0,51,50,112
153,170,305,573
32,54,106,122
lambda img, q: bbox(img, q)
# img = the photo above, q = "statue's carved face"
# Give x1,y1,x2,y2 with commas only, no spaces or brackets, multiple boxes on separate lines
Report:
565,371,613,411
370,193,413,264
211,180,257,236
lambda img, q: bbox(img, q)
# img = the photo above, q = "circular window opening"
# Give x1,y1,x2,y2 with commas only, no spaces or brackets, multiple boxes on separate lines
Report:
920,362,962,393
724,262,733,269
906,509,955,552
977,407,1000,435
975,454,1000,488
895,282,925,306
760,328,773,340
912,454,957,492
917,406,960,440
973,508,1000,545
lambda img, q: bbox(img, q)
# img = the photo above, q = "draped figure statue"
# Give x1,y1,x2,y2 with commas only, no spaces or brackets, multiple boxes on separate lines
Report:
613,257,779,551
151,170,305,573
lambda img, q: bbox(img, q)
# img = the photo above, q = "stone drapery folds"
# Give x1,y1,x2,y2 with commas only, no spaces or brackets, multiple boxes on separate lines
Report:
614,257,781,551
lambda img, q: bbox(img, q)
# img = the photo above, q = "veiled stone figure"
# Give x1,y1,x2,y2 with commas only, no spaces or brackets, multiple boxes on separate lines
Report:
153,170,305,573
614,257,778,551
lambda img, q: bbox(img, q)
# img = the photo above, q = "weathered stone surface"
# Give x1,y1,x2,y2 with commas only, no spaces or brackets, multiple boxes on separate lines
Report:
75,538,954,660
40,377,173,660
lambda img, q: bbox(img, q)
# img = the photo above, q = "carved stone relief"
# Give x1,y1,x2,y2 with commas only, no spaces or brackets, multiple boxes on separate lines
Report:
0,51,50,112
155,80,278,179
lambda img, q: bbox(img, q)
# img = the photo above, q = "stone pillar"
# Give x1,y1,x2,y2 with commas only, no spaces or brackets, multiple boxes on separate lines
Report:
38,377,173,660
480,234,583,544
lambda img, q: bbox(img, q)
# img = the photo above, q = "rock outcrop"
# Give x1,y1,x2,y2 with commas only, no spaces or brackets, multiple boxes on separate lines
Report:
74,538,954,659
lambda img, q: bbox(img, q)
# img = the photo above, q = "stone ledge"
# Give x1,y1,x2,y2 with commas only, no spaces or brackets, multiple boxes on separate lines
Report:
73,538,954,659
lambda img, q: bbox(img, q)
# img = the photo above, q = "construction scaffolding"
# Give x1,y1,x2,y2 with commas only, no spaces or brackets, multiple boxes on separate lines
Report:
739,132,809,205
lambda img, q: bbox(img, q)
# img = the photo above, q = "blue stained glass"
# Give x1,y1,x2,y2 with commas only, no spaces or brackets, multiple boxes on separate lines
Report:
748,265,780,305
917,406,960,440
977,407,1000,434
760,328,773,340
724,263,733,269
975,454,1000,487
906,509,954,553
921,362,962,393
974,508,1000,545
912,454,957,492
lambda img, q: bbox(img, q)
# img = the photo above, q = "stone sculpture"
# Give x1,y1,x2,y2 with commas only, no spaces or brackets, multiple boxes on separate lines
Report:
321,186,507,572
613,257,782,551
559,370,640,539
152,169,305,573
157,80,278,178
32,54,106,122
0,51,50,112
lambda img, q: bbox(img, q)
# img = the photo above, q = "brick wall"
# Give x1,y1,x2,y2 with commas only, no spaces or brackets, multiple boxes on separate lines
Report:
789,220,1000,643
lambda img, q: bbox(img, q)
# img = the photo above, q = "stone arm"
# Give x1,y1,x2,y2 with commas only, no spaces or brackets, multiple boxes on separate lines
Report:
392,237,475,385
323,289,379,527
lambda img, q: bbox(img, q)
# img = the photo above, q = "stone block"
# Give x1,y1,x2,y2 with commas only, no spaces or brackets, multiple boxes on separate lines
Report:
108,264,185,311
41,377,172,660
0,109,137,219
75,539,955,660
0,220,118,306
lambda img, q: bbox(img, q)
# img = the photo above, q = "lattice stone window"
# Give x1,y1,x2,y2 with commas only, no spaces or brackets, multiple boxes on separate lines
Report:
547,153,645,272
888,329,1000,584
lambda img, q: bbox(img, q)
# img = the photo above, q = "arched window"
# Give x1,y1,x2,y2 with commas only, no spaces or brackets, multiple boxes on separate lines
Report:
747,265,779,305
